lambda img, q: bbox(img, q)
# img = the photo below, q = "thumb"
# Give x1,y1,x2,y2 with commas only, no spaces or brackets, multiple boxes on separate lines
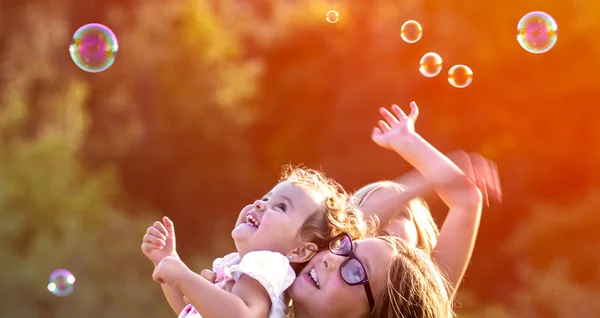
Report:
163,216,176,237
200,269,216,283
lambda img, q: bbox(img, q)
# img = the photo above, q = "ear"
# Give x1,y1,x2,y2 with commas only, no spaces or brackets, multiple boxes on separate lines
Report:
287,242,318,264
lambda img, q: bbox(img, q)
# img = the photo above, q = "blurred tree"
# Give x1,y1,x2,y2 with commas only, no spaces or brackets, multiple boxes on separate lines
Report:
0,81,178,316
0,3,183,316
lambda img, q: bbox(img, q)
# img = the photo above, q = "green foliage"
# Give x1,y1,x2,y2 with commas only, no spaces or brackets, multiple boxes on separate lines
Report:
0,103,176,316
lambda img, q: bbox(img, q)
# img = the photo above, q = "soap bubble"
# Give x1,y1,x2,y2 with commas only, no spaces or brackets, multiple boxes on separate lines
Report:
448,64,473,88
69,23,119,73
517,11,558,54
401,20,422,43
326,10,339,24
48,269,76,297
419,52,443,78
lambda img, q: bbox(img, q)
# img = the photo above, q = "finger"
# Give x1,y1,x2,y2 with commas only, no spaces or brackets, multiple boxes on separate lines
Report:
378,120,391,132
390,104,408,119
163,216,176,237
153,275,164,284
153,221,168,236
152,270,162,283
147,226,167,241
408,101,419,120
453,151,475,180
143,234,166,247
488,160,503,202
200,269,217,283
379,107,400,127
470,153,490,206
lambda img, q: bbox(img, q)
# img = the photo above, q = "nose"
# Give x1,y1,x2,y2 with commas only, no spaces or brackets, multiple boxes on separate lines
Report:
321,251,341,273
253,200,266,211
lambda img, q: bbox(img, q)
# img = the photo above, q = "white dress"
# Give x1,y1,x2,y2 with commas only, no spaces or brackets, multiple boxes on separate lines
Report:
178,251,296,318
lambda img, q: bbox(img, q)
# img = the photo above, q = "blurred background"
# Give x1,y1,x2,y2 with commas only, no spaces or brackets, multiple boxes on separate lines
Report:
1,0,599,317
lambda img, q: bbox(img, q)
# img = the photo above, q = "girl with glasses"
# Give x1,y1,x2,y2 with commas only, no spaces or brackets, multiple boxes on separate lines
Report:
288,102,492,317
288,232,452,317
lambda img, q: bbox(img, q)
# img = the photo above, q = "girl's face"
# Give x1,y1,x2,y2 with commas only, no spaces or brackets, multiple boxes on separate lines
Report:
231,181,323,256
287,238,393,318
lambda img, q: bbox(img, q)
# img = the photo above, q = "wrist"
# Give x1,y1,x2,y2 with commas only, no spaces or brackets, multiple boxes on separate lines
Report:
175,267,194,290
389,132,423,152
153,252,180,267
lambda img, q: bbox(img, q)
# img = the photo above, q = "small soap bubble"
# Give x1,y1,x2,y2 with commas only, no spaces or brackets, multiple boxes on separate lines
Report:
419,52,443,78
448,64,473,88
517,11,558,54
47,269,76,297
326,10,339,24
401,20,422,43
69,23,119,73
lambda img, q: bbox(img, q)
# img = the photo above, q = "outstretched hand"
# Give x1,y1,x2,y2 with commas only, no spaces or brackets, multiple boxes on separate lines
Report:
447,150,503,206
371,101,419,150
141,216,178,266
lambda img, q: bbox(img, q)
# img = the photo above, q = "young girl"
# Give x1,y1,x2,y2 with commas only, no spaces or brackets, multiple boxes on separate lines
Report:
141,165,370,318
352,104,502,298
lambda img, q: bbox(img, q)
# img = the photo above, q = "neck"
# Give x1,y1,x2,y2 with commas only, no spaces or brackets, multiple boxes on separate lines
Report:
292,304,320,318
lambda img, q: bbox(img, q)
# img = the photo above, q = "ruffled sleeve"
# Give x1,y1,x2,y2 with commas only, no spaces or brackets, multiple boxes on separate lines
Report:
212,252,241,286
230,251,296,317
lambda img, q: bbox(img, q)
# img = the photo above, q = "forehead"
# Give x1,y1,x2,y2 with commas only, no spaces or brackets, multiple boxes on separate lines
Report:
268,181,323,201
354,238,392,299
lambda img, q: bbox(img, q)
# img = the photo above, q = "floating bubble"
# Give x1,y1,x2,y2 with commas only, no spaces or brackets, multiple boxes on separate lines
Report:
419,52,443,78
47,269,76,297
517,11,557,54
326,10,339,24
401,20,422,43
69,23,119,73
448,64,473,88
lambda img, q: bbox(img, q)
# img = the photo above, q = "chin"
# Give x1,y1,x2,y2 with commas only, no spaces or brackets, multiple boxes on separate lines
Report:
232,234,256,256
287,278,308,301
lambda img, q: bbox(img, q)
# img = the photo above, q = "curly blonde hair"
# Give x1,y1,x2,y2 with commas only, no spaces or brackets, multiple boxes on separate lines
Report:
279,165,372,252
353,181,439,254
371,235,453,318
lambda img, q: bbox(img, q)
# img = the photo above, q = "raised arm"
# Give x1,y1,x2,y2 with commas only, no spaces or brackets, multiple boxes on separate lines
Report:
371,102,500,298
141,217,188,314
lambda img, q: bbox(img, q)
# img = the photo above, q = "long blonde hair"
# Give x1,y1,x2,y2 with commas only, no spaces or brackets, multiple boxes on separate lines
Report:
372,235,453,318
352,181,439,254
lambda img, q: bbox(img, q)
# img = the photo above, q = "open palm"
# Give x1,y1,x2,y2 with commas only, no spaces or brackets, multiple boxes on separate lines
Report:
371,102,419,150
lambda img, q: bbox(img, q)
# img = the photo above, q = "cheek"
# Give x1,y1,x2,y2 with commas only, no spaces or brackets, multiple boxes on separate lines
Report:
387,220,418,245
317,277,357,311
262,214,298,234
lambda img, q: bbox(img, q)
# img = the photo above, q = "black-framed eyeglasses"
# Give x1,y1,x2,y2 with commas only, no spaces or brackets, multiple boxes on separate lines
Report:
329,233,375,311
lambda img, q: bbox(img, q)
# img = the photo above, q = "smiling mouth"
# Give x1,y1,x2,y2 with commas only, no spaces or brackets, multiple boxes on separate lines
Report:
244,212,261,228
309,268,320,288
